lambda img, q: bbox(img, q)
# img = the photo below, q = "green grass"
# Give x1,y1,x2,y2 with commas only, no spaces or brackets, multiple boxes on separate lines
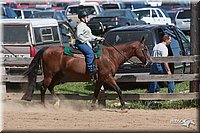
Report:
53,81,199,109
54,81,190,94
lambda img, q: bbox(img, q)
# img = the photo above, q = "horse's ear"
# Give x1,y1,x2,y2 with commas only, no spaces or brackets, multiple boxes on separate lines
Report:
140,36,145,44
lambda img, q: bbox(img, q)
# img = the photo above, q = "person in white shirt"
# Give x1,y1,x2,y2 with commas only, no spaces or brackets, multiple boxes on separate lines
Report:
75,10,103,75
148,33,174,93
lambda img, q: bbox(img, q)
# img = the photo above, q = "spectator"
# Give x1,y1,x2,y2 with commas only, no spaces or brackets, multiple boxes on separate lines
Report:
148,33,174,93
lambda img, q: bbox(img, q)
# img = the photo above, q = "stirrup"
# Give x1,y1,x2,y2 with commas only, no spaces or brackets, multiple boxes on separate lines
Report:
89,71,98,81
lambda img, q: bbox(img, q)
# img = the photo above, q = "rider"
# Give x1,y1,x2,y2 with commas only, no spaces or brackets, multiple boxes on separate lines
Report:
76,10,103,75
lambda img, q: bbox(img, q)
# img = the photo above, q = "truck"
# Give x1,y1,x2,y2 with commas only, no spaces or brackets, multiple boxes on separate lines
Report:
65,2,103,28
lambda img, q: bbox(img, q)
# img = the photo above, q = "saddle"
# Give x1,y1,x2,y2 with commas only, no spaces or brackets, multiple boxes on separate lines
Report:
64,40,102,58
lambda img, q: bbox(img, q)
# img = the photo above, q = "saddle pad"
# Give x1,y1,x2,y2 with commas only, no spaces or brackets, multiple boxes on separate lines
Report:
64,44,102,58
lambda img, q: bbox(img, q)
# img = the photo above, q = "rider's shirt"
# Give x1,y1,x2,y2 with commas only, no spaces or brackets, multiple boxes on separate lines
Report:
152,42,168,57
76,22,102,47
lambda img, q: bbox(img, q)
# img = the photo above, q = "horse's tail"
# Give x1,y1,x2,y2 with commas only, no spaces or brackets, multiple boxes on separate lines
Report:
21,47,48,101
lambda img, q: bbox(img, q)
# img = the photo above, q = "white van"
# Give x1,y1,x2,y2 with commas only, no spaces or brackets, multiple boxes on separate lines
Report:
133,7,172,25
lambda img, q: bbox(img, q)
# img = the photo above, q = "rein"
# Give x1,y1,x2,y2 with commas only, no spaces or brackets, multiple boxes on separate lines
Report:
104,40,146,65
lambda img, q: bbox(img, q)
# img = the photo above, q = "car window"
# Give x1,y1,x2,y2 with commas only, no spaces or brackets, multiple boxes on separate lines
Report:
34,26,60,44
59,24,68,43
60,11,68,21
2,25,29,44
130,11,138,19
126,10,133,18
55,12,63,20
32,12,54,19
102,4,120,10
152,10,157,17
14,10,21,18
24,11,32,18
134,10,150,19
104,30,154,52
177,10,191,19
67,6,96,15
5,7,17,18
157,9,163,17
102,10,125,17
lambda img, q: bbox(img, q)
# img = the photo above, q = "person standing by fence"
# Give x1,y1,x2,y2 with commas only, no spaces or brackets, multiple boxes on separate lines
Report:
148,33,174,93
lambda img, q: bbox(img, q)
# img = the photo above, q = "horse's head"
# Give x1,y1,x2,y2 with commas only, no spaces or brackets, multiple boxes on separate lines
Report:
135,37,152,67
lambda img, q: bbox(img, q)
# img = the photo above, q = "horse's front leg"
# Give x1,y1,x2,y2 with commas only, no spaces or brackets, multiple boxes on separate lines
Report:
90,81,103,110
105,76,125,109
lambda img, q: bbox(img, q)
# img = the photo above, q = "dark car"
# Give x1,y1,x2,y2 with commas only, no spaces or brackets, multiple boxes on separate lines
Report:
89,9,146,33
30,10,73,27
0,5,17,18
103,24,190,74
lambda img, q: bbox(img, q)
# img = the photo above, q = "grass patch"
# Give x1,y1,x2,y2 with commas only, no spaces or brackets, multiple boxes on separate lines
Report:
52,81,199,109
54,81,190,94
110,100,200,109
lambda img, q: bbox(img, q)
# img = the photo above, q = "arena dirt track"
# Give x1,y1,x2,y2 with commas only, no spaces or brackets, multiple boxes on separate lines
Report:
2,93,199,132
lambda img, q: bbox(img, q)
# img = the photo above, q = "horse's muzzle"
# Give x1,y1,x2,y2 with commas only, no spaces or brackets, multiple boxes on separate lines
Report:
143,58,153,67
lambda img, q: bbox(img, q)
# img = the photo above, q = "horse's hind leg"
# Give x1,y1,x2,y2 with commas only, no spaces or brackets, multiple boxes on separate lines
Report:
41,76,53,106
48,84,60,108
48,73,63,107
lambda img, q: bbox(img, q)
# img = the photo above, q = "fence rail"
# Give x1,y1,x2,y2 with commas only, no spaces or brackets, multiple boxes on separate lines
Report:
2,55,200,67
2,73,199,83
1,56,199,102
2,56,199,83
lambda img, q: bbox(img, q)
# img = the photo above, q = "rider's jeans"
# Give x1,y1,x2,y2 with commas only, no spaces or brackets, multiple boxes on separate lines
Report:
76,42,95,73
148,63,174,93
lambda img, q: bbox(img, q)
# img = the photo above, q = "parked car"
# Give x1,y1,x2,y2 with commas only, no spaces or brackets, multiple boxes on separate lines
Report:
157,1,190,11
65,2,103,28
165,9,178,25
13,8,40,19
101,2,125,10
123,1,150,10
89,9,146,34
133,7,172,25
175,8,191,33
0,4,17,18
103,24,190,74
1,19,64,59
29,10,73,28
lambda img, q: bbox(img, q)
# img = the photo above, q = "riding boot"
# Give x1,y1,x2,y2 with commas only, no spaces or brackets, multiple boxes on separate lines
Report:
88,64,98,81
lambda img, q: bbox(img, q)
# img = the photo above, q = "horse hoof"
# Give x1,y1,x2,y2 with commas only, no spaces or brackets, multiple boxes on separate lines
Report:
54,100,60,108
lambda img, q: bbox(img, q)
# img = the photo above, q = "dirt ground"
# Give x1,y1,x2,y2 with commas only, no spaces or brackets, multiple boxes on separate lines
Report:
2,93,199,132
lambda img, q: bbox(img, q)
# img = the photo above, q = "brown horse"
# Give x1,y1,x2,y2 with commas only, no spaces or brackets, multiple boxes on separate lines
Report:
21,37,151,109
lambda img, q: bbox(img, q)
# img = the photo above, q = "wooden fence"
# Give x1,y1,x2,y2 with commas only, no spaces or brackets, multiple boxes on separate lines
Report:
1,56,200,102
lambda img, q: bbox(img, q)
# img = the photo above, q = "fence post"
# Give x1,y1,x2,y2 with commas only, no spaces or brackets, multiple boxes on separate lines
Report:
190,2,200,92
